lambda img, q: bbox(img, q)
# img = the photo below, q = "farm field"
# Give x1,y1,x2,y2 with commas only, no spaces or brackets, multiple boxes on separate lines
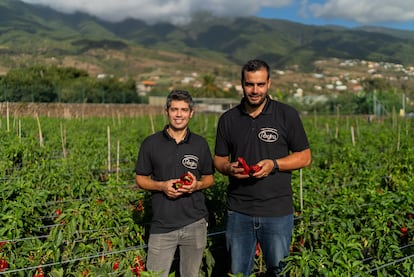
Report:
0,111,413,276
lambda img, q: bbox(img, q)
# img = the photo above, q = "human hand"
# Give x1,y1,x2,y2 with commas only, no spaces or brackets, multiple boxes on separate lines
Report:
175,172,198,194
164,179,185,199
229,161,250,179
250,159,274,178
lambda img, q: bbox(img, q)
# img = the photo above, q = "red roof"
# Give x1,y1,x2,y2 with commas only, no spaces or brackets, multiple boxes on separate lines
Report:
142,80,156,86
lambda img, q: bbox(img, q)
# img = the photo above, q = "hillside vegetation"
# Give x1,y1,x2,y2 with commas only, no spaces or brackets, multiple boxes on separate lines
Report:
1,0,414,75
1,0,414,113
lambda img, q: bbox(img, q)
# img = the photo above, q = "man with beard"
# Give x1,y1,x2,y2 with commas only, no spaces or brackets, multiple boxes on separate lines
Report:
213,59,311,276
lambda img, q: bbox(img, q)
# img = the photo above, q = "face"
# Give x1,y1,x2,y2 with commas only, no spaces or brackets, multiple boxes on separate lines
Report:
166,100,194,131
242,68,271,108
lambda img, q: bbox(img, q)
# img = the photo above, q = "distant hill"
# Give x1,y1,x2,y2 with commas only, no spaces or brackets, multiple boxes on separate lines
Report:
1,0,414,75
70,11,414,70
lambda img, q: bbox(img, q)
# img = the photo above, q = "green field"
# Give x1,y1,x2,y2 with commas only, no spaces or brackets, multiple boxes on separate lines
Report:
1,113,413,276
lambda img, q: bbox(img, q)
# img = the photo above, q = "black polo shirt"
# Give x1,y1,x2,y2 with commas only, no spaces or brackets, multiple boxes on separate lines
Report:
136,126,214,234
215,96,310,217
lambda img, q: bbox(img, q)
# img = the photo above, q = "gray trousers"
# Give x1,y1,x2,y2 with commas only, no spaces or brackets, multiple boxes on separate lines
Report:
146,218,207,277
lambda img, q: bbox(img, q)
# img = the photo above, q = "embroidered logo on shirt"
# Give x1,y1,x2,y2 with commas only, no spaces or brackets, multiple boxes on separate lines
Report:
258,128,279,142
182,154,199,169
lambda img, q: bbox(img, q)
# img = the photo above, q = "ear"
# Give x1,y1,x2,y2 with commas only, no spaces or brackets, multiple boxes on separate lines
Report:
189,110,195,118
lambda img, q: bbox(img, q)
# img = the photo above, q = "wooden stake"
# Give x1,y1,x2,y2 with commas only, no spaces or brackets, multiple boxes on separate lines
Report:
107,126,111,172
36,114,44,147
300,168,303,212
60,122,67,158
18,119,21,143
351,126,355,146
116,140,120,181
149,114,155,134
6,101,10,132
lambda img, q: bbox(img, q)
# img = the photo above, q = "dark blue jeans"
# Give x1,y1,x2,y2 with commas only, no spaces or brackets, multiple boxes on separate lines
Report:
226,210,293,277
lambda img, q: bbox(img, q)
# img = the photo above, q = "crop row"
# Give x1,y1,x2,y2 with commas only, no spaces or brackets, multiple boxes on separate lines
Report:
0,113,413,276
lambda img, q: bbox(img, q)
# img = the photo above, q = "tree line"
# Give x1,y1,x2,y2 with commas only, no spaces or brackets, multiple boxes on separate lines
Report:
0,65,410,116
0,65,140,103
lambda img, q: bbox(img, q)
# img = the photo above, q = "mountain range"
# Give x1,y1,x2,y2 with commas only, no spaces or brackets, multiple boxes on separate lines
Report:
1,0,414,78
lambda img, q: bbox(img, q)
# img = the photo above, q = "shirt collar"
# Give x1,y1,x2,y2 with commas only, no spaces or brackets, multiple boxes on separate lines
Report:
163,125,191,143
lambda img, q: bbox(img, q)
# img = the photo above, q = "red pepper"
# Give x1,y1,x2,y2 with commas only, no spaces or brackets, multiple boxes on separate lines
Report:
180,173,194,186
237,157,250,175
173,173,194,189
131,256,145,276
137,200,144,212
255,242,261,257
172,181,183,189
249,164,262,175
34,265,44,277
0,258,8,271
237,157,262,176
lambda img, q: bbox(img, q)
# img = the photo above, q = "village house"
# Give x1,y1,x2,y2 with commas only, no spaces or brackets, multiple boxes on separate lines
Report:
137,80,156,95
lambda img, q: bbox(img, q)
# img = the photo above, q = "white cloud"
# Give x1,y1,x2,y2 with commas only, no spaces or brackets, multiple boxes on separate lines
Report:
21,0,293,24
309,0,414,24
298,0,309,18
20,0,413,27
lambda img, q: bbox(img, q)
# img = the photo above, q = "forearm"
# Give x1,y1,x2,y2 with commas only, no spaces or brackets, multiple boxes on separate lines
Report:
275,148,311,171
195,175,214,190
135,175,167,192
213,155,232,176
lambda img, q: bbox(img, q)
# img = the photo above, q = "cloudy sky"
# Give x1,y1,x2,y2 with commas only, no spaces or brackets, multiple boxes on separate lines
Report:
21,0,414,30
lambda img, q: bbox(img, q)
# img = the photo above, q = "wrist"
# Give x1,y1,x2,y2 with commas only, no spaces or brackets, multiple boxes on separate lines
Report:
226,163,233,176
271,159,279,174
195,180,201,190
162,181,170,192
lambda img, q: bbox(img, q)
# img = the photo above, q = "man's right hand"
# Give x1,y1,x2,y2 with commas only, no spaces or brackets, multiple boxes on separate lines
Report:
229,161,250,179
164,180,184,199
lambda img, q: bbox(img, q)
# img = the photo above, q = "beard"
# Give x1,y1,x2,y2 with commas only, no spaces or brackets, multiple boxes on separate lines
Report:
244,93,267,108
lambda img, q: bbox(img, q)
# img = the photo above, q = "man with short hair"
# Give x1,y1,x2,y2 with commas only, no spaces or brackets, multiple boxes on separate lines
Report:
214,59,311,276
136,89,214,277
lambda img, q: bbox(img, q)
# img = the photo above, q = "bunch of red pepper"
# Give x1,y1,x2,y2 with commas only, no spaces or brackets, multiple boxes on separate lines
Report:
131,256,145,276
237,157,262,176
33,266,44,277
173,173,194,189
0,258,8,272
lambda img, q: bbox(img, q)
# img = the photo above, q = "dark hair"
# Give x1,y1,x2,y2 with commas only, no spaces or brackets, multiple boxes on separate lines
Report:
166,89,194,110
241,59,270,83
